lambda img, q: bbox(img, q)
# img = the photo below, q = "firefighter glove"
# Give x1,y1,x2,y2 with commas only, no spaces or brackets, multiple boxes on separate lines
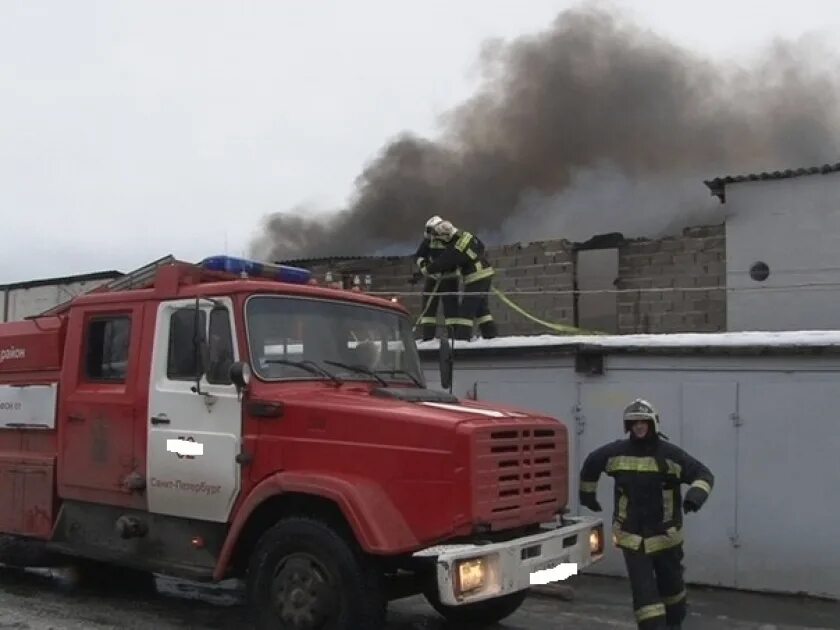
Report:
683,487,705,513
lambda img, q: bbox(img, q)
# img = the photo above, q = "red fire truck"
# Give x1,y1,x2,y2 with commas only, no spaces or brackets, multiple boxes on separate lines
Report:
0,255,603,629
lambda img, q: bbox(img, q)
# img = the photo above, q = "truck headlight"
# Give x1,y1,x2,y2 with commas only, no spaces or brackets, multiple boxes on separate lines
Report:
589,525,605,556
457,558,486,594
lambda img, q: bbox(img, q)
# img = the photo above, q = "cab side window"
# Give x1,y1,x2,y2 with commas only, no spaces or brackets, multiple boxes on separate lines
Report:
85,316,131,382
207,307,234,385
167,307,207,380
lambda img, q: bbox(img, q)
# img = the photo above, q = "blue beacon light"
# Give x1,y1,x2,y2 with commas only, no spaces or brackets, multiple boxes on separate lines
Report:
199,255,312,284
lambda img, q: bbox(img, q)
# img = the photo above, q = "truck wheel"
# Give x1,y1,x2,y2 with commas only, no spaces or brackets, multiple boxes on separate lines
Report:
424,588,528,627
247,517,386,630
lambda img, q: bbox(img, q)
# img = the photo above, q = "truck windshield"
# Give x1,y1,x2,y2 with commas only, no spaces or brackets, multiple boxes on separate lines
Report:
245,295,425,386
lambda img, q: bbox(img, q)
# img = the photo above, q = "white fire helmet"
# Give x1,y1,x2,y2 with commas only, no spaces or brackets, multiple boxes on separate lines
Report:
425,215,443,237
433,219,457,241
623,398,661,435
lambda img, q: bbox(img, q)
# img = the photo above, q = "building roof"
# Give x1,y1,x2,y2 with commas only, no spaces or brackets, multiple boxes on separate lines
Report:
416,330,840,358
35,255,176,318
1,269,123,291
704,161,840,202
275,254,407,267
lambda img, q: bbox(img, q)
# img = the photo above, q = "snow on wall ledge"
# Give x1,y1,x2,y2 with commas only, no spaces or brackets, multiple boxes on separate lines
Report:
415,330,840,353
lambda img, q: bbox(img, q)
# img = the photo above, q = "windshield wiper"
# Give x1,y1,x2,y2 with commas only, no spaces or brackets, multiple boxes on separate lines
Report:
375,369,423,388
264,359,343,386
323,360,388,386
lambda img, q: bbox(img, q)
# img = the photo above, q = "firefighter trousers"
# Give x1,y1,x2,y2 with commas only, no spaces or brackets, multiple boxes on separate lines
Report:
622,545,687,629
452,276,497,341
418,275,459,341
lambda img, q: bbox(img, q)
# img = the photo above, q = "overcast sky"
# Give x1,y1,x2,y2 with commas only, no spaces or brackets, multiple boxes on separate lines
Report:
2,0,839,284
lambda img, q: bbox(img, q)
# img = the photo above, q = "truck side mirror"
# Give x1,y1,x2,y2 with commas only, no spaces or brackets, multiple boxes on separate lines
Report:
229,362,252,398
439,338,453,392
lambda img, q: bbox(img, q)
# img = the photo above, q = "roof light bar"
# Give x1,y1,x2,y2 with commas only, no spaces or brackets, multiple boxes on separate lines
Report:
199,255,312,284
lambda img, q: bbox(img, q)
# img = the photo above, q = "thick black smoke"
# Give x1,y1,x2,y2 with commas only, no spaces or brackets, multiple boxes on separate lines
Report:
250,3,840,261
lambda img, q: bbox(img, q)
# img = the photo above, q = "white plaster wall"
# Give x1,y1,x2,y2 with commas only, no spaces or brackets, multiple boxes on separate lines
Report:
725,172,840,330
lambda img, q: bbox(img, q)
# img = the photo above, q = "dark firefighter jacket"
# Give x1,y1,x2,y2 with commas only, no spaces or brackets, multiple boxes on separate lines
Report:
414,236,458,280
422,230,494,285
579,437,714,554
414,235,445,265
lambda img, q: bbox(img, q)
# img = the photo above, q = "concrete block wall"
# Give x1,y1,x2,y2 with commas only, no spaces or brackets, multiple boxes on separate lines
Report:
281,223,727,338
483,240,576,336
293,242,577,338
616,224,726,333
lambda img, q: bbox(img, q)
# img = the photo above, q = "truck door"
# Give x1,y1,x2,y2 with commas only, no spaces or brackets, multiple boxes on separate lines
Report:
59,305,145,509
146,298,242,523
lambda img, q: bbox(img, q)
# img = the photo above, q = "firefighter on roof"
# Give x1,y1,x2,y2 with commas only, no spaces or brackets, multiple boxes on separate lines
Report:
410,215,461,341
420,217,498,340
578,399,714,630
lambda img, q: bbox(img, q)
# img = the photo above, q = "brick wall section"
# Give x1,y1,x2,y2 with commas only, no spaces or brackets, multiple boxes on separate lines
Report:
616,224,726,333
280,223,727,337
484,240,576,336
295,243,577,337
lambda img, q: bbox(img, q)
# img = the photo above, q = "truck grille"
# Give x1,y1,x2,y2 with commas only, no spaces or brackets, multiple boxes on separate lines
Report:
472,424,567,527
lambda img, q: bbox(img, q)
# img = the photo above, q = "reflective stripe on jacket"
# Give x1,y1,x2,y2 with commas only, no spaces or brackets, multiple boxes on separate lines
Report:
579,438,714,554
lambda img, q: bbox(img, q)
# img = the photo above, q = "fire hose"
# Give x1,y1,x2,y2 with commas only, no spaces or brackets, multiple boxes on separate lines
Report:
490,287,604,335
412,276,603,336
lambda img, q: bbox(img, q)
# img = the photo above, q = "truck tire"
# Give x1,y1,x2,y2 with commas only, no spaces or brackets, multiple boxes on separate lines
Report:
247,517,386,630
424,588,528,627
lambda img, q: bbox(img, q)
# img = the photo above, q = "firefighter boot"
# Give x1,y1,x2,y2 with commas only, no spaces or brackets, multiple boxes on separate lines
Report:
478,317,497,339
453,323,473,341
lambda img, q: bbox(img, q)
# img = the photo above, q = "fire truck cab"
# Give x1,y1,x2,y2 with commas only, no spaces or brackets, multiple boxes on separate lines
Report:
0,256,603,630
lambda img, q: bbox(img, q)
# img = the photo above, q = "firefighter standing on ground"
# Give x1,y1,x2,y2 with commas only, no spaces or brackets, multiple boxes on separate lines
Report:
578,399,714,630
419,217,498,340
410,216,461,341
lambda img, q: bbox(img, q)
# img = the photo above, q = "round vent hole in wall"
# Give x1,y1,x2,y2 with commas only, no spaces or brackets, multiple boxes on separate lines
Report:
749,261,770,282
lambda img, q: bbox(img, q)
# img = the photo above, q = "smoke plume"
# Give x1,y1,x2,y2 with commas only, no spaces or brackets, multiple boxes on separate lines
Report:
250,3,840,261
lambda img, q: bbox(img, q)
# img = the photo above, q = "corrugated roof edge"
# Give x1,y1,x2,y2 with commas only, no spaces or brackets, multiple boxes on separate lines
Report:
704,161,840,202
1,269,124,291
416,331,840,358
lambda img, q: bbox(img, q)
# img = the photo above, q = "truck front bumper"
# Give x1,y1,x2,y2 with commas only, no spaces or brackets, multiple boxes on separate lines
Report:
412,516,605,606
